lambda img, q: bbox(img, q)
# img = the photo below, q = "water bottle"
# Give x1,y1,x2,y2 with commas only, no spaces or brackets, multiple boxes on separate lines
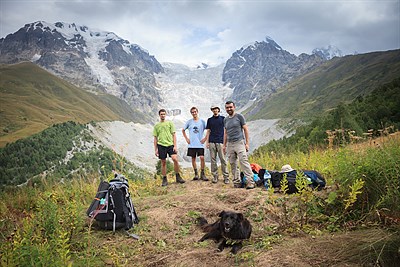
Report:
263,171,271,189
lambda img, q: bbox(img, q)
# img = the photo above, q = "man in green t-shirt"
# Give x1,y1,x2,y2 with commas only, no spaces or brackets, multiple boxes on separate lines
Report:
153,109,185,186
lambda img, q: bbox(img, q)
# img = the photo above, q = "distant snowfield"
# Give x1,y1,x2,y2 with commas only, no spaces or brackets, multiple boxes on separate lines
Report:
89,121,157,171
89,119,285,171
89,63,288,171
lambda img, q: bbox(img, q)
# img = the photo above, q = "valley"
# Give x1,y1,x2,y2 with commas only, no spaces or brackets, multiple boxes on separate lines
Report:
90,63,288,170
0,20,399,267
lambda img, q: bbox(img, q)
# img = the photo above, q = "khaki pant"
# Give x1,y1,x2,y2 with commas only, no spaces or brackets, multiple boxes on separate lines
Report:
226,140,254,186
209,142,229,179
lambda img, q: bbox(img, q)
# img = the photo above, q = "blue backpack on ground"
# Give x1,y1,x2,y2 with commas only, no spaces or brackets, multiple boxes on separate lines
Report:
240,172,263,187
302,170,326,190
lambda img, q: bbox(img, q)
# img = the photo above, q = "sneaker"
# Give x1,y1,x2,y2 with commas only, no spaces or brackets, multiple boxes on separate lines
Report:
161,176,168,187
212,176,218,183
200,171,209,181
246,184,255,190
224,178,230,184
193,175,200,181
176,173,185,184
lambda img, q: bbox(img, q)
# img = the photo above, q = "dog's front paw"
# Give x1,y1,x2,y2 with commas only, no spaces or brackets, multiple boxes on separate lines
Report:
230,244,242,254
230,248,239,254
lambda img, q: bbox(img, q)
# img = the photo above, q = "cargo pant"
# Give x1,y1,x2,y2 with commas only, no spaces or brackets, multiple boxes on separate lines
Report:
226,140,254,186
209,142,229,180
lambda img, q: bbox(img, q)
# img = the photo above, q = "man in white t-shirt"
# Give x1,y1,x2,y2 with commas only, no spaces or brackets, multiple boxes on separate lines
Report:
182,107,209,181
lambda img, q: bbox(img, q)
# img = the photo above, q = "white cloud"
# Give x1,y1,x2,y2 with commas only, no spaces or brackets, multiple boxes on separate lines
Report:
1,0,399,66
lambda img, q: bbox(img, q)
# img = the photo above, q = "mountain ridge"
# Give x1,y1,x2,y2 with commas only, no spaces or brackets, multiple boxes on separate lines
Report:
0,21,163,112
222,37,327,107
0,62,150,147
247,49,400,121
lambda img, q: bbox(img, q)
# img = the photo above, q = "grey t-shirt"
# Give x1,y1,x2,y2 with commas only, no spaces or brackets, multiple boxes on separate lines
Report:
224,113,245,142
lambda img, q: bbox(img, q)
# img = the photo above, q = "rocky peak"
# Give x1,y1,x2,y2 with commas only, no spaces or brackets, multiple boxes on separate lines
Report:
312,45,343,60
0,21,163,113
223,37,325,106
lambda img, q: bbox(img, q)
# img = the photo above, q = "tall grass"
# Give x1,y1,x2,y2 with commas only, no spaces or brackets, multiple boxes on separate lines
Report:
0,176,92,266
1,136,399,266
0,170,161,266
250,135,400,222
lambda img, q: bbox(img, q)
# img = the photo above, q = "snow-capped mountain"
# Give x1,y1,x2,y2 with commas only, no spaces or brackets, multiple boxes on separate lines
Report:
0,21,163,112
156,62,232,132
312,45,343,60
91,62,288,169
196,63,209,69
223,36,325,107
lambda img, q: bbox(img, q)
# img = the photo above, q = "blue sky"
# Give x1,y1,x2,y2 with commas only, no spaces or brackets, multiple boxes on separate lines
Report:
1,0,399,66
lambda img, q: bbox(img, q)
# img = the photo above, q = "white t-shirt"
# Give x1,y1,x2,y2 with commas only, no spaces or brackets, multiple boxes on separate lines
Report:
183,118,206,148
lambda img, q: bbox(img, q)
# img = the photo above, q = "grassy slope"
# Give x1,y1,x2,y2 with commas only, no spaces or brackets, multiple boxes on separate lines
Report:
1,134,399,266
248,49,400,120
0,62,148,147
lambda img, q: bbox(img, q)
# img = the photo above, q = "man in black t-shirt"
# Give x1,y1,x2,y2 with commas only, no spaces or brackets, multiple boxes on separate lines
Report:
205,105,230,184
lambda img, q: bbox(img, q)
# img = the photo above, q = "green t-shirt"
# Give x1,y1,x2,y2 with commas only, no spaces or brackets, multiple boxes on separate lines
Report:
153,121,176,147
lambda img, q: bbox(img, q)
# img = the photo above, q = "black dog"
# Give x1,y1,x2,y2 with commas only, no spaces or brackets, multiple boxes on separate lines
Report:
198,211,252,254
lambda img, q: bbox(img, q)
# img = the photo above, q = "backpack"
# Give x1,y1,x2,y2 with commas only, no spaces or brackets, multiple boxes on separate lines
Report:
282,170,299,194
86,174,139,235
269,171,283,188
269,170,326,194
240,171,263,187
303,170,326,190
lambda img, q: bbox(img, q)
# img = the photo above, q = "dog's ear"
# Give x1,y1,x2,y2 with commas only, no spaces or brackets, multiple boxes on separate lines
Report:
237,213,244,222
218,211,226,217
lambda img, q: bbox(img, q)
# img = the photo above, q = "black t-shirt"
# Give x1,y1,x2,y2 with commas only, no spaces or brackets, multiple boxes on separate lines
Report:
206,115,225,143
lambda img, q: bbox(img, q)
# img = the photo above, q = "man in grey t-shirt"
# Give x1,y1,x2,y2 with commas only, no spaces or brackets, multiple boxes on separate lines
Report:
222,101,255,189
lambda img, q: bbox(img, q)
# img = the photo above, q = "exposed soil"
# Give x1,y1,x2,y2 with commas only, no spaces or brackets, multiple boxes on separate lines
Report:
91,175,398,267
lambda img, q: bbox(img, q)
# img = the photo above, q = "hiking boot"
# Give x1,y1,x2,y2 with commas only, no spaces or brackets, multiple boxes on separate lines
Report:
193,174,200,180
212,176,218,183
200,171,209,181
233,183,242,188
176,173,185,184
161,176,168,187
246,184,255,190
224,178,230,184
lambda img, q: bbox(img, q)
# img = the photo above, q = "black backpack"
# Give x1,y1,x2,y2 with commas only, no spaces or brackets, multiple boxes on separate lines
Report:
269,170,298,194
269,170,325,194
269,171,283,188
87,174,139,234
282,171,298,194
270,170,298,194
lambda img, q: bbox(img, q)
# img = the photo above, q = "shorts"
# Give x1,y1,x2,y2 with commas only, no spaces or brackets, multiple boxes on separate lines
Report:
187,148,204,158
157,144,176,160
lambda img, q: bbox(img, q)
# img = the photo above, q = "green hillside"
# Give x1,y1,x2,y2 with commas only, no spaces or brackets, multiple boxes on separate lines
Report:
252,78,400,156
248,49,400,121
0,121,148,186
1,135,399,266
0,62,150,147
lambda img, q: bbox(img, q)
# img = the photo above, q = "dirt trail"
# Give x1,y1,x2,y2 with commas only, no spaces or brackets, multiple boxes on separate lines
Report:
88,133,400,266
122,178,377,267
